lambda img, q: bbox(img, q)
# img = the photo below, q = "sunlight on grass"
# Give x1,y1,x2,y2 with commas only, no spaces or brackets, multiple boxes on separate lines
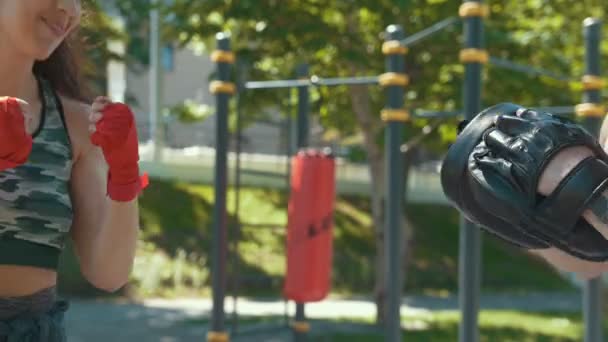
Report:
327,310,584,342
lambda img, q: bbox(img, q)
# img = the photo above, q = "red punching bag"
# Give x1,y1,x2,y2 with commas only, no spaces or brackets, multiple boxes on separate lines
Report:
284,149,335,303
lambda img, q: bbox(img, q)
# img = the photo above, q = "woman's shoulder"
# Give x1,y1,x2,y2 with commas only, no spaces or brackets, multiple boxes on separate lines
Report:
55,95,93,162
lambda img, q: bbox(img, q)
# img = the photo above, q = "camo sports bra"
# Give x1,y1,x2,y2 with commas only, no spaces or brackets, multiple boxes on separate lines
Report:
0,76,74,270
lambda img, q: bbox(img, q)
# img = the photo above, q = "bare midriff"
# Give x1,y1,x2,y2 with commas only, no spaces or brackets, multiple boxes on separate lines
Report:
0,265,56,297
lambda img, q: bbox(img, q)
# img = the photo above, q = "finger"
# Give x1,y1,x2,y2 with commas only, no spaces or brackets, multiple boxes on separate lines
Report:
483,129,514,155
495,115,535,136
92,101,108,113
89,111,103,123
88,124,96,134
94,96,111,103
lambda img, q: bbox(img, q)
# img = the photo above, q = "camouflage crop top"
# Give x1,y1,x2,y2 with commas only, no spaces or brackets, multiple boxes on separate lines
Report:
0,76,73,270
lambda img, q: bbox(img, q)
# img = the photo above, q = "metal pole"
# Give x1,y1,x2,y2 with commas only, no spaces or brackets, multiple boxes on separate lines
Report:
580,17,603,342
208,33,235,342
381,25,408,342
458,1,486,342
285,88,295,328
149,0,164,161
230,69,246,336
296,65,311,148
292,63,310,342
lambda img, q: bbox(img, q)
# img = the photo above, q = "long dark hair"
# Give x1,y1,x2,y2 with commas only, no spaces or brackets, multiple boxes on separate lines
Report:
32,29,92,104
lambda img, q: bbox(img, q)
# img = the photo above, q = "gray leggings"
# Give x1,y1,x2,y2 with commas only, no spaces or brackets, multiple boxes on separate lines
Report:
0,287,67,342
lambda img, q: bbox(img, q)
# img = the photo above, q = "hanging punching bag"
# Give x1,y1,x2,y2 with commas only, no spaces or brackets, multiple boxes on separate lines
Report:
283,149,336,303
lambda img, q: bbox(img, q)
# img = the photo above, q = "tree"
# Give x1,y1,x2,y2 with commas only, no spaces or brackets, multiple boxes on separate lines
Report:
111,0,608,323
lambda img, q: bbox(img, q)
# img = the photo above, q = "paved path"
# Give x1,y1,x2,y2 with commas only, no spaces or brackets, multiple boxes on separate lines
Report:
65,292,582,342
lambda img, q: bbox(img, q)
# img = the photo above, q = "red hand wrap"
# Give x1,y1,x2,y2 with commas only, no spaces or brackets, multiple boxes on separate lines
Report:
0,97,32,171
91,103,148,201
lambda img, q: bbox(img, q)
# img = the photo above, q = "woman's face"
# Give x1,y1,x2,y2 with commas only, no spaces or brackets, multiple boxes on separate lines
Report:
0,0,82,61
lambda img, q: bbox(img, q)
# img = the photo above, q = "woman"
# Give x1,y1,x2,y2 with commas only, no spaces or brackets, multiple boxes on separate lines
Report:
0,1,143,340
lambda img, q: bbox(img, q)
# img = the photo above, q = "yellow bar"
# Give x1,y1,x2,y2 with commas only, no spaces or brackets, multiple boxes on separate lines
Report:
211,50,236,64
460,48,488,64
210,81,236,95
575,103,605,118
381,109,411,122
459,2,489,18
291,321,311,333
382,40,408,55
379,72,409,87
582,75,604,90
207,331,230,342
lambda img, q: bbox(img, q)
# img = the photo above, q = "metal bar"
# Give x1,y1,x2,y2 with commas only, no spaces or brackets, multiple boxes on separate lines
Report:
245,75,379,89
229,77,245,336
400,16,461,47
310,75,379,86
149,2,164,161
296,65,311,149
459,2,484,342
488,56,574,82
293,63,310,342
581,17,603,342
384,24,406,342
240,169,286,178
209,33,232,342
284,88,294,328
412,110,461,118
530,106,575,115
245,79,309,90
410,106,574,119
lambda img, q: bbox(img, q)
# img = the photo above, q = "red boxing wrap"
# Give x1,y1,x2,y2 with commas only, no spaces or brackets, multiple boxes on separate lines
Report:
91,103,147,202
0,97,33,171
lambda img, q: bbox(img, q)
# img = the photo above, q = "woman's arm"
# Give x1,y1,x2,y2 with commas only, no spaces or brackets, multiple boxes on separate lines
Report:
64,99,139,292
532,120,608,279
69,144,139,292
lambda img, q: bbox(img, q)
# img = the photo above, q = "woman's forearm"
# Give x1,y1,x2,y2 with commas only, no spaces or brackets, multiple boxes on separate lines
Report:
532,146,608,278
85,198,139,291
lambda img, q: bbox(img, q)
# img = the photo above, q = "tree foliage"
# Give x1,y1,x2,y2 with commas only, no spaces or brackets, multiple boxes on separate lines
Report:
109,0,608,157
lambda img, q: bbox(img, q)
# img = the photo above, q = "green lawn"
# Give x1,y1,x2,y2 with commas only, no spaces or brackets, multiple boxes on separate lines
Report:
58,178,573,298
323,310,587,341
182,310,590,342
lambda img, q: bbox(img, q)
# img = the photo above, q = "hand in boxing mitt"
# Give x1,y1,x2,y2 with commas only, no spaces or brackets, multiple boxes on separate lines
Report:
0,97,33,171
442,103,608,261
90,97,148,202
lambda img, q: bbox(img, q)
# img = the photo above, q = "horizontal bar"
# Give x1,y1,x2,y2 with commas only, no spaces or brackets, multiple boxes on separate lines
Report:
412,109,462,118
245,79,309,89
401,17,460,47
240,169,286,178
245,76,379,90
310,75,379,86
530,106,575,115
410,106,574,119
488,56,575,82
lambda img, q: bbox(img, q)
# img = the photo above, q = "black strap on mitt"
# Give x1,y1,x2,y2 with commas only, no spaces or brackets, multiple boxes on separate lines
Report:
441,103,608,261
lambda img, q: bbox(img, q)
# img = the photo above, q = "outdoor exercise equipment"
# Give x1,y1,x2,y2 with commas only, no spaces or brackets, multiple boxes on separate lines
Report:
207,1,606,341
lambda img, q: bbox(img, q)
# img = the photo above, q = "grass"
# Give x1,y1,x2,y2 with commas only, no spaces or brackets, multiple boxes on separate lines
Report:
323,310,589,341
57,178,573,298
180,310,590,342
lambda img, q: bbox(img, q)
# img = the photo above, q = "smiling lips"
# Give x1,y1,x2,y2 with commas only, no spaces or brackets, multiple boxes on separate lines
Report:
42,18,67,37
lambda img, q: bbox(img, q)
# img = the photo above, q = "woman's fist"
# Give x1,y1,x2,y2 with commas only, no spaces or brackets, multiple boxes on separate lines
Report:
0,97,34,170
89,96,146,202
